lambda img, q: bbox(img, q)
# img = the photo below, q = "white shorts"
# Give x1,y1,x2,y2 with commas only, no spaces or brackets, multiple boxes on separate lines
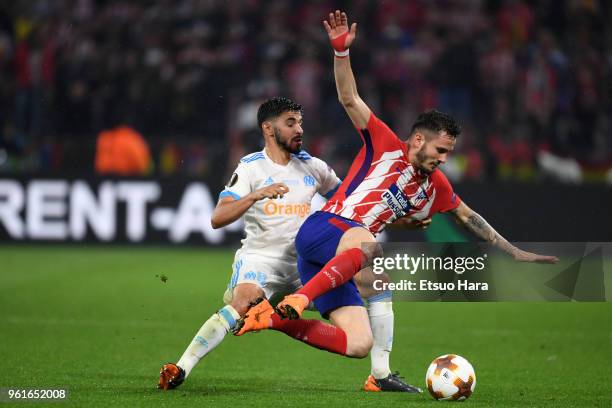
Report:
223,249,302,305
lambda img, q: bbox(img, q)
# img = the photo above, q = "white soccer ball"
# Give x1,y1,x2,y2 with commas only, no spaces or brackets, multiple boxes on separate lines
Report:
425,354,476,401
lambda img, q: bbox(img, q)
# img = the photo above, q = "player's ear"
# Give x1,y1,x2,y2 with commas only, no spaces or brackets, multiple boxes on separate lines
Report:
261,120,273,136
412,132,425,148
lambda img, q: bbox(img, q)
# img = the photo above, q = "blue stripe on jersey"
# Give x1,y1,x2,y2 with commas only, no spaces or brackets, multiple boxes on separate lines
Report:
345,128,374,196
240,152,265,163
229,259,243,288
245,155,264,163
293,151,312,160
322,180,342,199
243,152,263,160
219,190,240,200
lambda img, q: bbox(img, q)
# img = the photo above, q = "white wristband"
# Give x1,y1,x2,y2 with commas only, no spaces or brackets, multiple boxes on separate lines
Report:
334,49,350,57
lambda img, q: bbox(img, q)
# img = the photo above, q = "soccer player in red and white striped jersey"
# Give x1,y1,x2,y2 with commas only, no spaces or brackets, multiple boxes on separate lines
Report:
239,9,557,393
274,9,557,318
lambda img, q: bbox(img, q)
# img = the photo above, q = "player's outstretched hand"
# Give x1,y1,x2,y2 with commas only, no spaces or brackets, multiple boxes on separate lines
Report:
513,249,559,264
391,216,432,230
251,183,289,200
323,10,357,52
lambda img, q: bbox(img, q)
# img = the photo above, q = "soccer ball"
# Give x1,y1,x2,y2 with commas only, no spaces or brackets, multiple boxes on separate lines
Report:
425,354,476,401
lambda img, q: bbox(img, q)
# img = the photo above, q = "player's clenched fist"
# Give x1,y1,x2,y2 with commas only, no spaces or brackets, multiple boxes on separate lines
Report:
323,10,357,54
250,183,289,200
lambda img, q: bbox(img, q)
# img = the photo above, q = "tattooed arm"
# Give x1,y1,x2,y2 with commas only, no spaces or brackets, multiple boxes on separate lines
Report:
451,202,558,263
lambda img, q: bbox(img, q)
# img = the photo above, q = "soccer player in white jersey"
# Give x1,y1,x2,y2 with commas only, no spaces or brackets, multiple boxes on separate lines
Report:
158,97,426,392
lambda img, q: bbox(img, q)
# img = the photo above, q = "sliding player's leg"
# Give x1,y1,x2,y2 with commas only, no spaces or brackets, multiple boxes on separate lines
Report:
159,253,269,390
158,282,260,390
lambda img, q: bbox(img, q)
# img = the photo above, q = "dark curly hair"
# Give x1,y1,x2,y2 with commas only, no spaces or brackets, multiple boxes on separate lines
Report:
257,97,303,128
410,109,461,138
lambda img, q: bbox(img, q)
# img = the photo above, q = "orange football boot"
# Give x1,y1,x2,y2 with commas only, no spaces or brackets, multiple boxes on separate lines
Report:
157,363,185,390
364,375,382,391
275,294,309,320
233,297,274,336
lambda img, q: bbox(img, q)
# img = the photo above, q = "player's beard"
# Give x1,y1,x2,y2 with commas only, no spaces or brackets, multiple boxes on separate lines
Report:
274,127,302,154
415,144,437,174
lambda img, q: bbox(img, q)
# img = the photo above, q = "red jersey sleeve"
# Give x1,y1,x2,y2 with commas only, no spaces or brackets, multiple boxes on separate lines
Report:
360,112,404,151
430,169,461,214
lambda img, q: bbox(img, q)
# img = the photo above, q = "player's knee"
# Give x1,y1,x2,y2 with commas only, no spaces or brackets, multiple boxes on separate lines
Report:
337,227,376,256
355,268,390,298
345,331,373,358
229,299,249,317
230,295,258,316
230,284,264,316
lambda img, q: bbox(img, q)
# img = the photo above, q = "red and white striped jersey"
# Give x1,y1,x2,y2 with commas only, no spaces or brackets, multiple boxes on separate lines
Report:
322,113,461,234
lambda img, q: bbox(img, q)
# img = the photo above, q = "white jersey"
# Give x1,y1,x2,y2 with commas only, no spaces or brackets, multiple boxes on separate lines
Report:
219,149,341,261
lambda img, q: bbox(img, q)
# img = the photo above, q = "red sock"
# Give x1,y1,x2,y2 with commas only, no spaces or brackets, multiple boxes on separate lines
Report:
270,313,347,355
297,248,366,302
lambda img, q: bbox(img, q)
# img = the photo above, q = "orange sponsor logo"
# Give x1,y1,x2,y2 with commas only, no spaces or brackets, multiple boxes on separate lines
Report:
263,201,310,218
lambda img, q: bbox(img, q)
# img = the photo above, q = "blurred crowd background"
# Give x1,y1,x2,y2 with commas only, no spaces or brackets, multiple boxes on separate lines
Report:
0,0,610,185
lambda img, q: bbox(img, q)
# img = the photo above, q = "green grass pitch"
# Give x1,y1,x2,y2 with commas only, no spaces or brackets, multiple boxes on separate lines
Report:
1,246,611,407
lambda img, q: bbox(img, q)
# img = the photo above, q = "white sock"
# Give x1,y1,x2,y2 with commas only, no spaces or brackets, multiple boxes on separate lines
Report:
177,305,241,377
367,291,394,379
